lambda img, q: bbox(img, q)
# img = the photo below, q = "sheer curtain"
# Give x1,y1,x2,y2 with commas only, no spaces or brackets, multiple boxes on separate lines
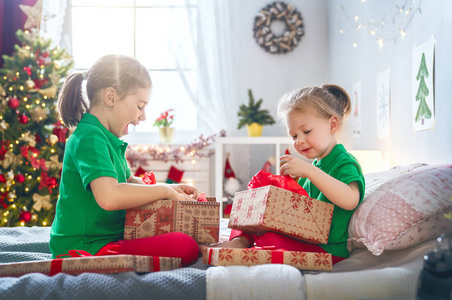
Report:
173,0,239,136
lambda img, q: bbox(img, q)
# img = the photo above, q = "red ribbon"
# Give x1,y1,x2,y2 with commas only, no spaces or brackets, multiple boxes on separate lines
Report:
153,256,160,272
252,246,286,264
50,245,121,275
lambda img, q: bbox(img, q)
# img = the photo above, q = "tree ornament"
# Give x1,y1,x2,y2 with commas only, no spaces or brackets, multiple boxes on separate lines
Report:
0,120,9,132
30,106,47,122
15,173,26,183
19,114,29,124
18,48,31,60
8,97,20,109
48,134,59,145
19,211,32,223
54,61,61,70
30,85,57,98
19,0,43,29
25,79,35,89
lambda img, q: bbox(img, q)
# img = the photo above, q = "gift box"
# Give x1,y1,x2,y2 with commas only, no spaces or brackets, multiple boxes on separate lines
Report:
203,247,332,271
0,254,181,278
124,198,220,243
228,185,334,244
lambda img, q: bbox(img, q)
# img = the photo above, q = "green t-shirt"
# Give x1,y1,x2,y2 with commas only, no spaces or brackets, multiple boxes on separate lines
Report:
298,144,365,258
49,113,131,258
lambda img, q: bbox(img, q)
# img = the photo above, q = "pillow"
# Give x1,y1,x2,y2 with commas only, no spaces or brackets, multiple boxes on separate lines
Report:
348,164,452,256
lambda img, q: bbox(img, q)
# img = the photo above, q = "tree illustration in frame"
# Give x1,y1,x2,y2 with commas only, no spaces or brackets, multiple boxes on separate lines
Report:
414,53,432,125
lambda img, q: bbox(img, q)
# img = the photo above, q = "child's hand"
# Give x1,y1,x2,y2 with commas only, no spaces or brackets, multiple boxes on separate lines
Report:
170,184,198,201
280,154,313,178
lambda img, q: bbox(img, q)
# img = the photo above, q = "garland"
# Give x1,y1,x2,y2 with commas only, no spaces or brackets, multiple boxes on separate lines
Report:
126,130,226,166
253,1,305,54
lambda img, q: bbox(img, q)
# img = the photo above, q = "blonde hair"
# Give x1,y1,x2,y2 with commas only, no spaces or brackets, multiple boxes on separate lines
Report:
277,84,351,130
57,55,152,129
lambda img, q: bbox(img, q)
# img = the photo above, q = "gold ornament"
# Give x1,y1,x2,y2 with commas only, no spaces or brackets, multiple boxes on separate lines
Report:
26,79,35,89
0,83,6,96
30,85,57,98
18,48,31,60
2,152,22,168
19,131,37,147
32,193,52,211
45,155,62,171
0,120,9,132
48,134,59,145
19,0,42,29
30,106,47,122
48,70,60,86
31,214,38,222
54,61,61,70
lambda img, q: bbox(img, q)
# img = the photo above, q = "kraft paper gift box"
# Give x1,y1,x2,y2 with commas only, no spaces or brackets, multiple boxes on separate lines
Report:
124,198,220,243
228,185,334,244
203,247,333,271
0,255,181,278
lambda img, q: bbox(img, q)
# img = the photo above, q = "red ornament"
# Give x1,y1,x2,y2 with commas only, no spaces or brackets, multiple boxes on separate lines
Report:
19,114,29,124
8,97,20,109
23,66,32,76
0,174,5,183
19,211,32,223
15,174,25,183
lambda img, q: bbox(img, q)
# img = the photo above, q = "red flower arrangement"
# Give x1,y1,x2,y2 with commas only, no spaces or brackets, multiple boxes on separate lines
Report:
153,109,174,127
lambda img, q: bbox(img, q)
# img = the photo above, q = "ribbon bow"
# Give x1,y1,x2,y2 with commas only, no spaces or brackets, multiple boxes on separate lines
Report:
19,131,36,147
2,152,21,168
32,193,52,211
30,156,49,171
45,155,62,170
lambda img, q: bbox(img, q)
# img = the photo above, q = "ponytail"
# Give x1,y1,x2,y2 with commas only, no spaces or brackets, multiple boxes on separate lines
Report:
57,72,89,129
322,84,351,119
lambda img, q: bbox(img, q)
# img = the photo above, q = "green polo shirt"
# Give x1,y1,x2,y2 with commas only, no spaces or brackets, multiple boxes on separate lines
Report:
298,144,365,258
50,113,131,258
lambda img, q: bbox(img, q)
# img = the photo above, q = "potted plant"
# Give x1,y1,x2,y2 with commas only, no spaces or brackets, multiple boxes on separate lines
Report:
153,109,175,143
237,89,275,137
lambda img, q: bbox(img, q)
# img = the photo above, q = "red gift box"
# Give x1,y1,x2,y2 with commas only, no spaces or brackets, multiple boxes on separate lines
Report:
228,185,334,244
124,198,220,243
0,254,181,278
203,247,332,271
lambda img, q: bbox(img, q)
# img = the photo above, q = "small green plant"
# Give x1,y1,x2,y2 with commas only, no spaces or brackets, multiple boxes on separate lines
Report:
237,89,275,129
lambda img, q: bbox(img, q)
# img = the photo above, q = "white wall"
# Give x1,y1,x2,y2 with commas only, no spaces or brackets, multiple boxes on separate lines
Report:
327,0,452,166
228,0,329,137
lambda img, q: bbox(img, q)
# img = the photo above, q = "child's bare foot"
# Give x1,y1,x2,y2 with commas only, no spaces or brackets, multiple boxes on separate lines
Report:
198,237,250,256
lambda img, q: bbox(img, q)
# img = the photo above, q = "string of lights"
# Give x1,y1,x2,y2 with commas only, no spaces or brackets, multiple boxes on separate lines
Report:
339,0,423,48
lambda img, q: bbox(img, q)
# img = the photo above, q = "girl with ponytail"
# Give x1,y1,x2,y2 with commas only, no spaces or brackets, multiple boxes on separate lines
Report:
50,55,199,266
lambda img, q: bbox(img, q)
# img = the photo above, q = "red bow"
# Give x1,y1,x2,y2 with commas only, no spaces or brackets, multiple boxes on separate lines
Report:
142,171,156,185
39,172,57,193
31,156,49,171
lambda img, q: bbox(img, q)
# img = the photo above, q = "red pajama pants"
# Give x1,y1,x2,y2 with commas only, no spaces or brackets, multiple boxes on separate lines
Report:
230,229,347,265
97,232,199,267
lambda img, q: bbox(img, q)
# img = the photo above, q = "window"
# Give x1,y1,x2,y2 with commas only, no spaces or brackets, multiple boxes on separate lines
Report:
70,0,198,144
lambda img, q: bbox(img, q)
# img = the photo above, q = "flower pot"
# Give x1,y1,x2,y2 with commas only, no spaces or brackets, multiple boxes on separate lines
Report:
159,127,175,144
246,123,263,137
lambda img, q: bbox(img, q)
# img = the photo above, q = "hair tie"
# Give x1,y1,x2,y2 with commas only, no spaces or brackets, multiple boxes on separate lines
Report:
82,72,88,80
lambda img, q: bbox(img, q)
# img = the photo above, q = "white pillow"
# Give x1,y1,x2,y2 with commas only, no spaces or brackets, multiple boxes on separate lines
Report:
348,164,452,256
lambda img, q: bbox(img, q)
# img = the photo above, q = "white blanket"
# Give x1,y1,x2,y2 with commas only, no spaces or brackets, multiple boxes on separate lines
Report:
207,264,305,300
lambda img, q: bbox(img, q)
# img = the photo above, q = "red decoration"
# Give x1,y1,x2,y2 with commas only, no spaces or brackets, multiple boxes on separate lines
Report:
0,174,5,183
166,165,184,184
8,97,20,109
19,211,32,222
39,172,57,193
33,78,49,89
19,114,29,124
247,170,309,197
23,66,32,76
224,154,236,179
134,166,147,177
0,145,7,160
1,191,9,209
15,174,25,183
142,172,156,185
53,126,68,143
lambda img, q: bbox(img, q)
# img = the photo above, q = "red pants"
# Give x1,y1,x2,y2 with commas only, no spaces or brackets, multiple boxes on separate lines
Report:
97,232,199,267
230,230,347,265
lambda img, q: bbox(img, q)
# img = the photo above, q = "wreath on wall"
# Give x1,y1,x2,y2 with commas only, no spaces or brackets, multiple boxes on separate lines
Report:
253,2,305,54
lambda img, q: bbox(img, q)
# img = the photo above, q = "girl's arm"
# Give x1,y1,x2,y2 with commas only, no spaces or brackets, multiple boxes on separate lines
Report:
90,176,198,211
127,175,144,184
280,155,360,210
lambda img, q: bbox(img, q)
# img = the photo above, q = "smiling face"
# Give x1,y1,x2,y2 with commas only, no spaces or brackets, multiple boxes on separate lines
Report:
108,87,151,138
286,107,338,160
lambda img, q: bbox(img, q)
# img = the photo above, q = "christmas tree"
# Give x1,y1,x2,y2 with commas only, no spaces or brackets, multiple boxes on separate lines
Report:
415,52,432,124
0,28,73,227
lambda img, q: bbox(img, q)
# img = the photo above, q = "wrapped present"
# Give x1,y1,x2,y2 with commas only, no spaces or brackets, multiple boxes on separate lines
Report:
0,254,181,278
203,246,332,271
228,185,334,244
124,198,220,243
